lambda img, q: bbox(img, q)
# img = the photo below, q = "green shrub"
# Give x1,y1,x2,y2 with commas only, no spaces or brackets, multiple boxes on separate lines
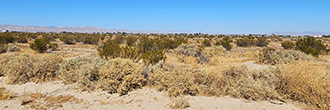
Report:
0,44,8,54
202,39,212,47
255,37,269,47
4,53,63,84
281,40,295,49
295,37,328,57
114,35,125,44
215,36,233,51
120,46,142,62
49,42,59,51
258,47,314,65
16,36,28,43
56,56,106,91
83,35,99,44
138,36,154,53
142,49,166,65
0,33,15,44
30,37,50,53
98,39,121,60
236,37,255,47
74,34,84,42
176,44,209,64
125,36,138,47
97,58,146,95
59,35,75,44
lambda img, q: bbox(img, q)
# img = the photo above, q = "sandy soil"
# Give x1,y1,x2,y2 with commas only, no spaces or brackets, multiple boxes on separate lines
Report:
0,76,301,110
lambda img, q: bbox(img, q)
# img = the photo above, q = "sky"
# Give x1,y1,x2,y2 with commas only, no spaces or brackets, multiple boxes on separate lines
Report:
1,0,329,34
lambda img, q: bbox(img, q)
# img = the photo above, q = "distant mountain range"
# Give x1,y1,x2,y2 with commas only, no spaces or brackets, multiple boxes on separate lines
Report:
0,24,329,35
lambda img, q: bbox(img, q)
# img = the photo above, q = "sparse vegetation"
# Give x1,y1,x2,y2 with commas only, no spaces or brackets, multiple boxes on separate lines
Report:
215,36,233,51
295,37,328,57
98,58,146,95
170,95,190,109
281,40,295,49
3,53,63,84
236,36,255,47
60,35,75,44
176,44,209,64
258,47,314,65
56,56,106,91
30,37,50,53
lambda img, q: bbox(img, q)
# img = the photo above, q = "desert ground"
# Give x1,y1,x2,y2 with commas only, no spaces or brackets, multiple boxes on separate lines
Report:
1,32,330,110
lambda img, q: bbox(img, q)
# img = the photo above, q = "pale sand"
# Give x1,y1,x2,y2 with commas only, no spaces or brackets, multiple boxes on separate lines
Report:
0,76,301,110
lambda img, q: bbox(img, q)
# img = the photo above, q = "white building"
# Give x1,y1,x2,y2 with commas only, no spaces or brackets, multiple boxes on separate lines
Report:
312,35,322,37
2,30,9,32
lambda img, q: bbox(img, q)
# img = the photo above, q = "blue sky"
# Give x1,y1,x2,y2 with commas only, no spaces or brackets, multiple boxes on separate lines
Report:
1,0,329,34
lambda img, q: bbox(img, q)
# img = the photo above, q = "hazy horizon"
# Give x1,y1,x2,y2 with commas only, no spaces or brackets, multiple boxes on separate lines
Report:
1,0,329,34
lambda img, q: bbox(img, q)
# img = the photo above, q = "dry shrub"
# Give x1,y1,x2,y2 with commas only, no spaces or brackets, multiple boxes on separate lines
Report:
176,44,209,64
0,44,8,54
148,65,198,97
258,48,314,65
97,58,146,95
0,53,20,76
20,93,83,110
56,56,106,91
0,87,15,100
4,53,63,84
221,66,282,101
170,95,190,109
277,61,330,110
212,45,226,56
7,43,20,52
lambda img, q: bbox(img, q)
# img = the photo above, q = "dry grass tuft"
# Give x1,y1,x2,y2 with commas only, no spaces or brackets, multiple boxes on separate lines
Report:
277,61,330,110
170,95,190,109
148,65,198,97
0,87,15,100
20,93,84,110
3,53,63,84
97,58,146,95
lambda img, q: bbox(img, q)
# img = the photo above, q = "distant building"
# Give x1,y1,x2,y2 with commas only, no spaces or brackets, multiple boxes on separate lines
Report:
312,35,322,37
2,30,9,32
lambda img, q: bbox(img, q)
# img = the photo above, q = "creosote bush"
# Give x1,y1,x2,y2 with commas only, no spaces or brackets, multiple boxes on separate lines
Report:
82,35,99,44
56,56,106,91
98,39,121,60
258,47,314,65
202,39,211,47
215,36,233,51
0,33,16,44
16,36,28,43
97,58,146,95
3,53,63,84
125,36,138,47
255,37,269,47
60,35,75,44
236,37,255,47
0,44,8,54
142,49,166,65
49,42,59,51
295,37,328,57
30,37,50,53
281,40,295,49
